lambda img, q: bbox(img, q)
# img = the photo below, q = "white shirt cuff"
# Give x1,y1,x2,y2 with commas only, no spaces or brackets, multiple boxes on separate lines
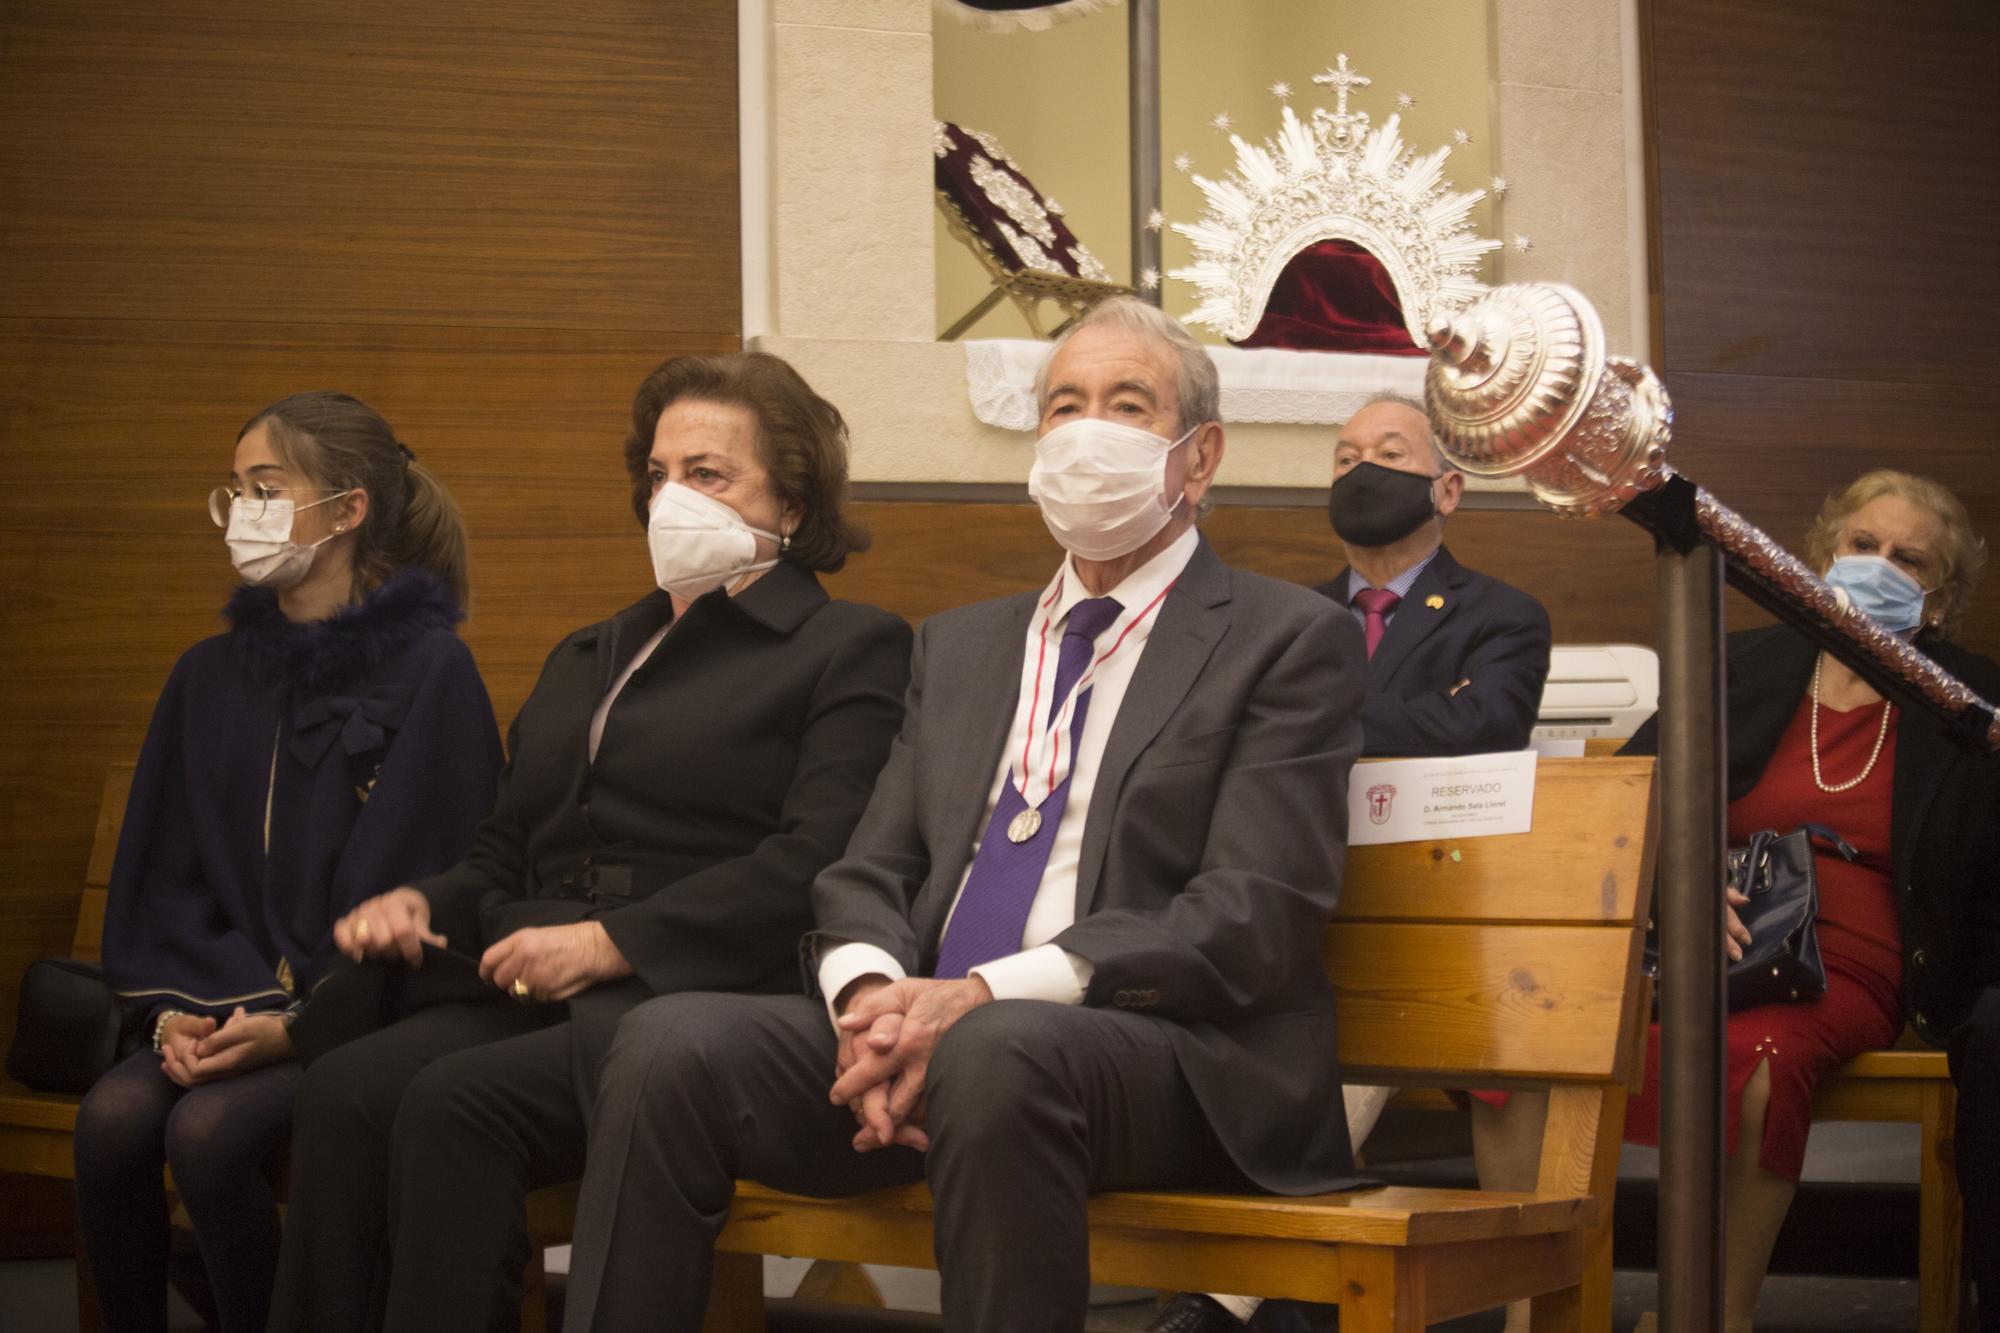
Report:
816,941,907,1026
969,944,1093,1006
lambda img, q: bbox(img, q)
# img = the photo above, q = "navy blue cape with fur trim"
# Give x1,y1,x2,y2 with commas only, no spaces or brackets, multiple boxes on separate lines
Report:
100,571,504,1019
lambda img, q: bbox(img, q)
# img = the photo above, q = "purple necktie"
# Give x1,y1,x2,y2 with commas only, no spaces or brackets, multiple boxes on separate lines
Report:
933,595,1124,979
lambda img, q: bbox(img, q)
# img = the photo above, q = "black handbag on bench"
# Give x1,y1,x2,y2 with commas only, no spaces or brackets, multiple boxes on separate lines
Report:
1645,822,1853,1013
6,958,149,1094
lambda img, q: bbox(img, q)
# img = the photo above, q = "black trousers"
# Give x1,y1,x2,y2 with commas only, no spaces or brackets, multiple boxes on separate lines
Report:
268,998,579,1333
560,993,1247,1333
1950,985,2000,1330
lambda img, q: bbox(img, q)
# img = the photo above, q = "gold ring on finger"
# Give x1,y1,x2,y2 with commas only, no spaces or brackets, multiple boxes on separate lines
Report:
512,979,531,1000
355,919,371,940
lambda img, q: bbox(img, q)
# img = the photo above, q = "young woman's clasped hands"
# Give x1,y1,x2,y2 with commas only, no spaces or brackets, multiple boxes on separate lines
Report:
155,1008,295,1088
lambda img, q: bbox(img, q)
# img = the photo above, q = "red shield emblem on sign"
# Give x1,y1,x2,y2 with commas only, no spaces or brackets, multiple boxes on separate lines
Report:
1366,783,1396,825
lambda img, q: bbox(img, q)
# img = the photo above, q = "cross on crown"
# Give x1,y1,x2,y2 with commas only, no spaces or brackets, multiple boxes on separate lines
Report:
1311,53,1374,147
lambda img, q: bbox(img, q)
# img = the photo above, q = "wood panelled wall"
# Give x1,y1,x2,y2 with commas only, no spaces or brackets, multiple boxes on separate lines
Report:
1644,0,2000,657
830,502,1662,646
0,1,741,1042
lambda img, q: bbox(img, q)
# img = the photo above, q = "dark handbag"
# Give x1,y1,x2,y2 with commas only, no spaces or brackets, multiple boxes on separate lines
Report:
285,944,501,1068
6,958,149,1094
1646,823,1853,1013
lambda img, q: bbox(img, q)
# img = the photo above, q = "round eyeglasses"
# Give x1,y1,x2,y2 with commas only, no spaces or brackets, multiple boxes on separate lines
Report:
207,485,346,527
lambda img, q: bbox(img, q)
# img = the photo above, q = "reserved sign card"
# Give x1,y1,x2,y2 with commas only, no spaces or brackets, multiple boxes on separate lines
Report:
1347,750,1538,846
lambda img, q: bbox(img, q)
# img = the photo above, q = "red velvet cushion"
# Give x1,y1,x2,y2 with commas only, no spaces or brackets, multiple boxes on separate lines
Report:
1233,239,1426,355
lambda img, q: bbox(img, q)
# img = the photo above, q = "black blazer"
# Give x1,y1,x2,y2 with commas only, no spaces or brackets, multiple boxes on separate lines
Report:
1624,624,2000,1043
807,538,1370,1195
1315,545,1552,757
417,560,912,1086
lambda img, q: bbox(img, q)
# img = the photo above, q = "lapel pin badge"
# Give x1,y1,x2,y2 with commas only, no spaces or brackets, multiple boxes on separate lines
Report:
1425,594,1445,610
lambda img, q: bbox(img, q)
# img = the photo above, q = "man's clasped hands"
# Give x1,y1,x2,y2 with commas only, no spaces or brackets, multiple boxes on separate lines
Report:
830,975,994,1153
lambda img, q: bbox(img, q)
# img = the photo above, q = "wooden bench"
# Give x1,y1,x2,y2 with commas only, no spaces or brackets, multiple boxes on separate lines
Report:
1813,1043,1962,1332
16,757,1966,1332
0,763,128,1184
683,757,1659,1331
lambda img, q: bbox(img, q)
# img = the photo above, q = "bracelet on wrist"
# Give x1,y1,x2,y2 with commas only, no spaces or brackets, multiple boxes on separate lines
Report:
151,1010,188,1054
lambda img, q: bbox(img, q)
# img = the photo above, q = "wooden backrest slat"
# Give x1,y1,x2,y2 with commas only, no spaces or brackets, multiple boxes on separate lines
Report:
73,762,134,960
1337,758,1657,925
1328,922,1639,1084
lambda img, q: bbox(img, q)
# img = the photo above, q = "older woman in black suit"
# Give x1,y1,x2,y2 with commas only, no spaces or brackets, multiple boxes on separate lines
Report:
268,353,912,1333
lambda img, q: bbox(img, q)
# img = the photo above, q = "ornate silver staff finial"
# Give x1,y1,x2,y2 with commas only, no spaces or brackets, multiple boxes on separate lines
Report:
1422,282,1669,518
1420,281,2000,750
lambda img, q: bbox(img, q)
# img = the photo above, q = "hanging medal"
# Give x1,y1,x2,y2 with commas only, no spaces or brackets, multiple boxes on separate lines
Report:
1006,572,1178,838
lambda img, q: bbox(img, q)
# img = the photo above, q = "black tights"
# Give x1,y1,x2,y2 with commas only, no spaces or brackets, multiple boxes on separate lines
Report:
73,1049,300,1333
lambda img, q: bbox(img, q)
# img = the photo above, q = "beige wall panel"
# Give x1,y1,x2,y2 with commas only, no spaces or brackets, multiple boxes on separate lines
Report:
1488,83,1633,353
775,0,930,32
773,12,935,339
1493,0,1624,95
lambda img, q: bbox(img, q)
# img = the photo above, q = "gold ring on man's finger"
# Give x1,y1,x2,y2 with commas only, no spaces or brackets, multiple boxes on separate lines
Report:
355,919,371,941
512,979,531,1000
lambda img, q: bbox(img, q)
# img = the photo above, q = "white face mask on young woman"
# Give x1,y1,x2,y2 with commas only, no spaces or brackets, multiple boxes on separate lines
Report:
224,493,351,589
1027,417,1197,562
647,482,783,601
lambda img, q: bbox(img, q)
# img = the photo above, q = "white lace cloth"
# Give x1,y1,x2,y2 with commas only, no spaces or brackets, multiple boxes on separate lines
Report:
963,338,1428,431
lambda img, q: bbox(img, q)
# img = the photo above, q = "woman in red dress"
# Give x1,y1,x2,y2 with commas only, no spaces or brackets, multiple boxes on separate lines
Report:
1472,469,1998,1332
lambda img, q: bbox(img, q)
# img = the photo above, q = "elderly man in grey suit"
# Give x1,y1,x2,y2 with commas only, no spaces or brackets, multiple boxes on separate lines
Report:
557,297,1369,1333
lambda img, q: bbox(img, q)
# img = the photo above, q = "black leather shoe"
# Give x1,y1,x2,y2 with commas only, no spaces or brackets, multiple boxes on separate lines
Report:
1146,1293,1248,1333
1247,1298,1340,1333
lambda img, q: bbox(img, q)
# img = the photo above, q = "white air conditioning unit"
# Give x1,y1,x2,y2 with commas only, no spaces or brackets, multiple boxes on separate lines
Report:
1532,644,1660,744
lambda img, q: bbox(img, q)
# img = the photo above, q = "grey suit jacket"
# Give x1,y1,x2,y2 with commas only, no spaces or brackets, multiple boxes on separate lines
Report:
806,537,1369,1194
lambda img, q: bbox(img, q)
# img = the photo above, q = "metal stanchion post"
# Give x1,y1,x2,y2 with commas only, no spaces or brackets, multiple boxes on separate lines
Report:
1127,0,1161,302
1422,277,1999,1333
1655,535,1728,1331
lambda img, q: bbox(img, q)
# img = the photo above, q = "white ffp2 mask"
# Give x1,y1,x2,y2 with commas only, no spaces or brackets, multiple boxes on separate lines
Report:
225,493,348,589
1027,417,1196,562
647,482,782,601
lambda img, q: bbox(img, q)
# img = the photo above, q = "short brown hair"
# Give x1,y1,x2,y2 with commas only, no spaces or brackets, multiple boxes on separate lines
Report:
1803,468,1987,640
622,352,869,573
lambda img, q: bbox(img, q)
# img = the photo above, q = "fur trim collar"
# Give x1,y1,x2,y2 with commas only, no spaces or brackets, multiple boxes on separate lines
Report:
225,570,464,692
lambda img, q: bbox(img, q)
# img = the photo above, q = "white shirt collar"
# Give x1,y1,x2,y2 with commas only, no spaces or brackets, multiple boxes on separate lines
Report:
1048,525,1202,627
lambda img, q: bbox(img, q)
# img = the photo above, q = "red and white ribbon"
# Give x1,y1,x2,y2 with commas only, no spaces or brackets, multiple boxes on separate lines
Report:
1011,573,1177,809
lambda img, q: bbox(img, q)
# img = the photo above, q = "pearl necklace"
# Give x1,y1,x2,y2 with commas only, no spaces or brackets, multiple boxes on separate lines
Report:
1809,655,1894,794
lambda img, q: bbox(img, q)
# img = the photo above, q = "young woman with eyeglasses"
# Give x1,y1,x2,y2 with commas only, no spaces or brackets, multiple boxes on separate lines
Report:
73,391,504,1333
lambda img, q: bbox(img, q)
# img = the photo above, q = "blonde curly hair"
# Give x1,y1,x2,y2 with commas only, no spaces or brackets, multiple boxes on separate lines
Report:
1803,469,1986,640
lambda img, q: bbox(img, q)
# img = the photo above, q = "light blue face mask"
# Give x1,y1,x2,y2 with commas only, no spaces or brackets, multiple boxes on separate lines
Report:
1824,554,1931,635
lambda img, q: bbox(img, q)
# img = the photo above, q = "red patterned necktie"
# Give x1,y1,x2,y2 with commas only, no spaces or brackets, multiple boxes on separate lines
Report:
1354,587,1401,659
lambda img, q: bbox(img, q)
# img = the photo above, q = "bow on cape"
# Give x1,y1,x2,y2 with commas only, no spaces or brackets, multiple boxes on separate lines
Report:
289,686,415,768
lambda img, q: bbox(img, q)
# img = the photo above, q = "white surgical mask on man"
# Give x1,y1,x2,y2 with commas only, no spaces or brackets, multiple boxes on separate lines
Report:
225,493,350,589
1027,417,1197,562
647,482,782,601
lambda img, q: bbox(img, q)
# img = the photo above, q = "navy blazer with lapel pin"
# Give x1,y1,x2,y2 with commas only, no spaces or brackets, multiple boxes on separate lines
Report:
1317,544,1551,757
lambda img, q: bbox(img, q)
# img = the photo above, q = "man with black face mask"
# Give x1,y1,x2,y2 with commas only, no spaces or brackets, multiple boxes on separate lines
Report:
1153,394,1556,1332
1317,392,1551,759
